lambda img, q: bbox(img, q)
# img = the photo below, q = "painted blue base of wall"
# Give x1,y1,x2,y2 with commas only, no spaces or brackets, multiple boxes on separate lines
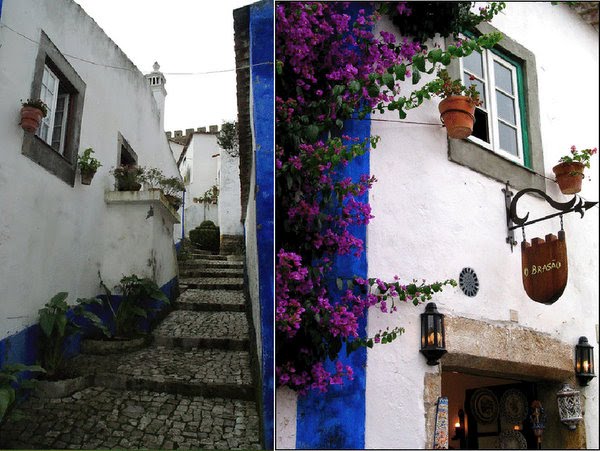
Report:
250,0,274,449
0,277,178,369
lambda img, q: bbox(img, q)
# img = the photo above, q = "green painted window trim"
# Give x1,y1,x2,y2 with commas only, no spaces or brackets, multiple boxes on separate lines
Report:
463,30,531,168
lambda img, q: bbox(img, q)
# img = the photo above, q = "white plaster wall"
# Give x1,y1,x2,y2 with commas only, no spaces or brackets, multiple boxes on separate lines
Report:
365,4,599,449
245,149,262,375
186,133,220,200
218,149,243,236
274,3,599,449
0,0,180,339
184,203,219,236
169,141,186,166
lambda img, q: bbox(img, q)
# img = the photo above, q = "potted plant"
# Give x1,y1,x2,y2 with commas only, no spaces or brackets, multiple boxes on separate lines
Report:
142,167,165,191
19,99,48,133
159,176,185,210
80,274,170,355
36,292,108,397
428,69,482,139
553,145,597,194
1,363,45,425
77,148,102,185
110,164,144,191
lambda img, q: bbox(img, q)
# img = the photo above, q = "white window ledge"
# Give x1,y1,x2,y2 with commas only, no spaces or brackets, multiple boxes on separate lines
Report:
105,190,180,224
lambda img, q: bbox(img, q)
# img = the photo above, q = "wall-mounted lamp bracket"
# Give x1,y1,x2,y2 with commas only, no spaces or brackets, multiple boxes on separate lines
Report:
503,181,598,252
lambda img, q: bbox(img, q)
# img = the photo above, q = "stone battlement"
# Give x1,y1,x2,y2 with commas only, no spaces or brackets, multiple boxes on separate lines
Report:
166,125,220,142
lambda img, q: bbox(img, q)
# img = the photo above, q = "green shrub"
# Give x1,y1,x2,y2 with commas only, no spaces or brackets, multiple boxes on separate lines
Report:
189,221,220,253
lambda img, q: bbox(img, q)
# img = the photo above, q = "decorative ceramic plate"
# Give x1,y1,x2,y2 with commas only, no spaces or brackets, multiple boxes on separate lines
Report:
497,430,527,449
470,388,499,424
500,389,528,423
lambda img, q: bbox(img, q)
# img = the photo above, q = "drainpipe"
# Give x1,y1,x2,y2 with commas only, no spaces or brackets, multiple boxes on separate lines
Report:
0,0,3,19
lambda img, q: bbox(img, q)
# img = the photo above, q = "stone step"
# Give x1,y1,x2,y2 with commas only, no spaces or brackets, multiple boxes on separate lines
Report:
179,267,244,278
153,311,249,351
180,260,244,269
0,387,261,450
176,289,246,312
66,347,254,401
189,254,229,261
179,277,244,291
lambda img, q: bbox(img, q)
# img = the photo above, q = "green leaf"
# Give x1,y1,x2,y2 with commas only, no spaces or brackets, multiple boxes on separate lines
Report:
413,55,426,72
382,72,394,90
38,311,55,337
0,388,15,421
349,80,361,94
412,69,421,84
130,306,148,318
332,85,345,96
56,314,67,337
49,292,69,305
394,64,406,81
367,84,380,98
335,119,344,129
427,48,443,63
336,278,343,291
305,124,319,142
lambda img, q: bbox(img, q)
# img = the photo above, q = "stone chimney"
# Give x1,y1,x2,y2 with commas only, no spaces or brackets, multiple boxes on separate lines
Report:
144,62,167,130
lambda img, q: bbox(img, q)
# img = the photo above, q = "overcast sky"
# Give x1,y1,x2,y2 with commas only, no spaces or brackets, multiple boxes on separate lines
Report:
73,0,257,133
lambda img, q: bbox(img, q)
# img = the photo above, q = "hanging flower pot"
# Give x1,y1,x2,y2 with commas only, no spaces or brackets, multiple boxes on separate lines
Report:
552,146,597,195
552,162,585,195
80,168,97,185
439,95,476,139
19,99,48,133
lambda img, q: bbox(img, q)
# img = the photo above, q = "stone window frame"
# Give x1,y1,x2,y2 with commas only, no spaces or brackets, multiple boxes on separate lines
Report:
117,132,138,166
445,23,545,192
21,31,86,186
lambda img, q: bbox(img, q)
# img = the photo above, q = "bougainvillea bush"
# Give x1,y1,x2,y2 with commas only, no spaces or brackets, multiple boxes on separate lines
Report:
276,1,503,394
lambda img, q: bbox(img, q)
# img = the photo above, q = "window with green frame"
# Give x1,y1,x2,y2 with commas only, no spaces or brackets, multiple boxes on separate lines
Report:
460,37,530,168
446,23,545,193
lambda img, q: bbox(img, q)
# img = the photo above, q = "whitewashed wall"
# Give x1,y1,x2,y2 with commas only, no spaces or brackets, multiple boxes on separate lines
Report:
0,0,180,340
218,149,243,237
276,3,599,449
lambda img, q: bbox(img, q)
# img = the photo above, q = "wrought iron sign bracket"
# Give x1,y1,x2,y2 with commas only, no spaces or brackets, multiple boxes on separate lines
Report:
503,181,598,252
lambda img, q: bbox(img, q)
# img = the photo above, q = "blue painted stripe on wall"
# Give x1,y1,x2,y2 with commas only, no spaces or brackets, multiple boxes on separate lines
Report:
0,277,178,369
295,4,371,448
249,1,274,449
0,0,4,20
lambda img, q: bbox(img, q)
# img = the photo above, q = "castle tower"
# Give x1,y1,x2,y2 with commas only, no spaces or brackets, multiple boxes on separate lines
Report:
144,61,167,130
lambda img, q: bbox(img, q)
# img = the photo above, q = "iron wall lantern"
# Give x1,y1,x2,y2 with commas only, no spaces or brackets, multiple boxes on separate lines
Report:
556,383,583,430
575,336,596,386
420,302,447,365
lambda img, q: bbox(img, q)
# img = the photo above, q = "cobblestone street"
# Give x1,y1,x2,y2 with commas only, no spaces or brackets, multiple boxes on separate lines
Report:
0,250,262,450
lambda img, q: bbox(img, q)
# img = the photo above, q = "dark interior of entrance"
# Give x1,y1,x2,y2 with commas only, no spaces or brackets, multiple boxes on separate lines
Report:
442,371,539,450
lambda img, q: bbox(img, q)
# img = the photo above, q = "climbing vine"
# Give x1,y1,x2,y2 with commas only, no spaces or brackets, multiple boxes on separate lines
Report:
276,1,503,394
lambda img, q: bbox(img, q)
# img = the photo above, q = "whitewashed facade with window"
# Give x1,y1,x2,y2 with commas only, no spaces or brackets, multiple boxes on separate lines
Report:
277,3,598,449
0,0,180,362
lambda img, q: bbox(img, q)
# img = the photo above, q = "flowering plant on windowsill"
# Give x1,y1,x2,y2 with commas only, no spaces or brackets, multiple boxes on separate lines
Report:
427,69,482,106
558,145,597,170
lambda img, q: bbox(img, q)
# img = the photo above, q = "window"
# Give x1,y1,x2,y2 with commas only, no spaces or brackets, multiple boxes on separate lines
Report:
461,49,526,165
38,65,72,155
446,23,545,193
117,132,137,166
21,31,86,186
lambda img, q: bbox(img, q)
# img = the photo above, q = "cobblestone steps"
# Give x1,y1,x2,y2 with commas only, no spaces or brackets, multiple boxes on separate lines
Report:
179,259,244,269
179,267,245,278
153,310,249,351
176,289,246,312
66,347,254,400
179,277,244,290
0,250,260,450
0,387,261,450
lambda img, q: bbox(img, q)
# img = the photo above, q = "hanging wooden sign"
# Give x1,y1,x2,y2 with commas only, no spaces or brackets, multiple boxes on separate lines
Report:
521,231,568,304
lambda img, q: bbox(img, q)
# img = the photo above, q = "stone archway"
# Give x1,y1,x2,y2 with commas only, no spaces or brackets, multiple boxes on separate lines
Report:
423,316,587,449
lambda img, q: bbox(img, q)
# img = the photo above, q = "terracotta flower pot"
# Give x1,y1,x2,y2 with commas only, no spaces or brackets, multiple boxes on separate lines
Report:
438,96,476,139
20,106,45,133
80,169,97,185
164,194,182,210
552,161,585,194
